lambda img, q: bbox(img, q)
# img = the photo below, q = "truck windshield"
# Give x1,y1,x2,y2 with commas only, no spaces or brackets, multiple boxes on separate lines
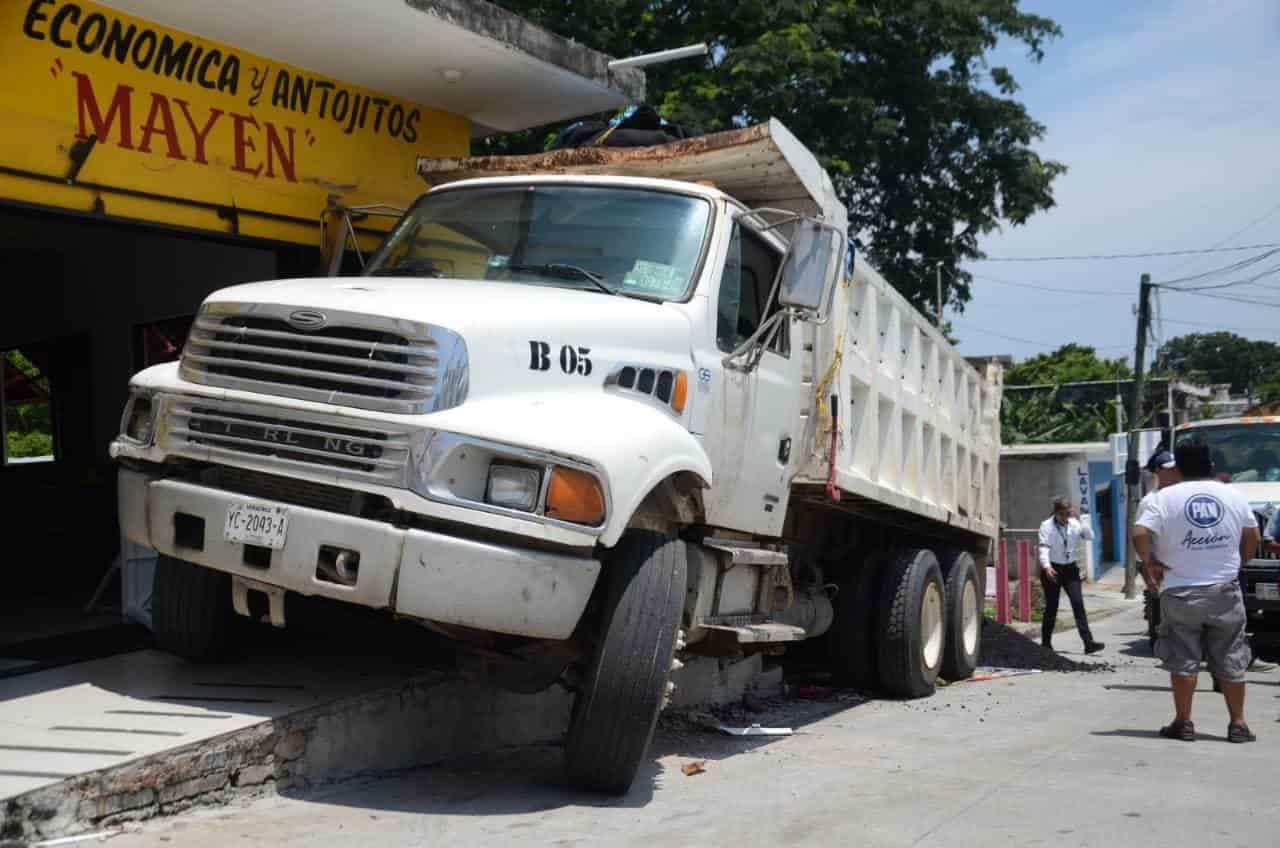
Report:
1179,423,1280,482
365,184,712,302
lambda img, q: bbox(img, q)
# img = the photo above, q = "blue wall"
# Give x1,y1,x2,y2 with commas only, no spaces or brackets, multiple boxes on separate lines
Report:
1088,460,1125,565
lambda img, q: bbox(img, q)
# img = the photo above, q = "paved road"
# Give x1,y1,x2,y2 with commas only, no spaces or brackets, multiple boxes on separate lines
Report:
110,601,1280,848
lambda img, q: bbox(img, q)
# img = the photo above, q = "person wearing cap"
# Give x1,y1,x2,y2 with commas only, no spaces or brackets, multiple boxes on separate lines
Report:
1133,437,1258,743
1037,496,1105,654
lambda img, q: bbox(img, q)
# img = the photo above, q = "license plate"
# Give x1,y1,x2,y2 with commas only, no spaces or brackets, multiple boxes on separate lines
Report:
1256,582,1280,601
224,503,289,550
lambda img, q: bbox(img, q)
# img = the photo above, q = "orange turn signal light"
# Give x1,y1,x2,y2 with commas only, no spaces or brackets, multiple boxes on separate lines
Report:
672,371,689,413
545,466,606,525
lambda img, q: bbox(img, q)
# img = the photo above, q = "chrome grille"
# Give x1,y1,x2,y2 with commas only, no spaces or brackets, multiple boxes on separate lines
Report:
163,398,410,485
181,304,468,414
202,466,373,516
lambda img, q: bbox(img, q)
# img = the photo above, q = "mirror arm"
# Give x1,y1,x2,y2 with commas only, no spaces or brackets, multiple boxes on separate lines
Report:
739,207,811,233
722,310,787,372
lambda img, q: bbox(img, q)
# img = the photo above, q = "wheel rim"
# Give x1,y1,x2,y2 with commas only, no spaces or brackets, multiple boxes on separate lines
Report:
961,578,979,656
921,581,944,670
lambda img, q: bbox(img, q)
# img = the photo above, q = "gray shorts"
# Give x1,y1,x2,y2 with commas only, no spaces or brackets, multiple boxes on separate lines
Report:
1156,581,1251,682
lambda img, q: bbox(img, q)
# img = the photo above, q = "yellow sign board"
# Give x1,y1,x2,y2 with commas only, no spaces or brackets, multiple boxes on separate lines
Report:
0,0,470,246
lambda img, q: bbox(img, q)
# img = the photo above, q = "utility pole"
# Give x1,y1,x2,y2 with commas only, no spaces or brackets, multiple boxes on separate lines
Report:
935,264,943,325
1123,274,1154,599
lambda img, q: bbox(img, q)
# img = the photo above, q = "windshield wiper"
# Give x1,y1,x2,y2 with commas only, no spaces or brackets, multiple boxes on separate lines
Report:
368,259,444,278
504,263,616,296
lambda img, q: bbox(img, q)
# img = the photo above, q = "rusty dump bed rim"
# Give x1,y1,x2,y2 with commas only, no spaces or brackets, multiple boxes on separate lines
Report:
416,119,843,223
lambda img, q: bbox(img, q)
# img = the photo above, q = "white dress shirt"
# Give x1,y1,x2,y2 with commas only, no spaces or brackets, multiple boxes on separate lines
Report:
1037,516,1094,569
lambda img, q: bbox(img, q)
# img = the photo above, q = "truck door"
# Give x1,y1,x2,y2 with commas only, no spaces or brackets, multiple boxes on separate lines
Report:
701,217,805,536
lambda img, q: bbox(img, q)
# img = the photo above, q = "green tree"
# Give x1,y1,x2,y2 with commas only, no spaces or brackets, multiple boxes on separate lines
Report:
486,0,1066,317
1000,344,1132,444
1005,343,1130,386
1155,332,1280,395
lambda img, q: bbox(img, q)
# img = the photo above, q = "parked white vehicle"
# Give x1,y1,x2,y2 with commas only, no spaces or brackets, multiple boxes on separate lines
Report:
1174,417,1280,633
111,121,1002,793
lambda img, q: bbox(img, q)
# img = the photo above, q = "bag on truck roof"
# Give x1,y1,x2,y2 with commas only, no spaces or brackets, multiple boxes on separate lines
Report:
546,105,690,151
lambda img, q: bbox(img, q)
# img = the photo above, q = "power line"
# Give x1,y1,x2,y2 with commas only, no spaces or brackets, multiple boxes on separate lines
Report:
1153,247,1280,287
1162,199,1280,276
969,272,1132,296
962,242,1280,263
1164,261,1280,292
953,321,1130,351
1159,316,1280,334
1159,287,1280,310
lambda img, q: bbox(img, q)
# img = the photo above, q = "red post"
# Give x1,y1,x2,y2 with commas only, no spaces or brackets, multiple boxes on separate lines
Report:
1016,539,1032,623
995,538,1010,624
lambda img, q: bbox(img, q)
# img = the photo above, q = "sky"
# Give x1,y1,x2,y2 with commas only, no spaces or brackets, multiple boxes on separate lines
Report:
950,0,1280,365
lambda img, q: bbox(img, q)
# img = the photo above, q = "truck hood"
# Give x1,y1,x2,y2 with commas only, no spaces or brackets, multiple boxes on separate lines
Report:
205,276,697,406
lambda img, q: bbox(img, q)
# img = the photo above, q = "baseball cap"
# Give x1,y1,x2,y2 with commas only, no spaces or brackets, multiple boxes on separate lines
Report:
1146,449,1176,472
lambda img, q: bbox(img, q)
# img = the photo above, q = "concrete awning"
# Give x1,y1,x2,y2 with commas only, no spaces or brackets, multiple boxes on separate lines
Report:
99,0,644,134
417,119,848,225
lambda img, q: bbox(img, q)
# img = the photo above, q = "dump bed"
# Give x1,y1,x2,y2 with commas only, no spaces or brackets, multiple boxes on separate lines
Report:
418,121,1001,541
793,261,1003,540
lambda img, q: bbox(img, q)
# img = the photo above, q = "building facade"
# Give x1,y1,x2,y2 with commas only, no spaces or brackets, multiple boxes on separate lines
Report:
0,0,642,636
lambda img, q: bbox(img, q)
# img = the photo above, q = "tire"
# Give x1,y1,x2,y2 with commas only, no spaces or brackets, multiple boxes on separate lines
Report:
940,551,981,681
876,548,945,698
830,550,887,690
565,530,686,795
152,555,231,662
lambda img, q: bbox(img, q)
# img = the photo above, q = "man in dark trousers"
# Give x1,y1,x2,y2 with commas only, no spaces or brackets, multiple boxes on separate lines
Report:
1037,496,1105,654
1134,437,1259,742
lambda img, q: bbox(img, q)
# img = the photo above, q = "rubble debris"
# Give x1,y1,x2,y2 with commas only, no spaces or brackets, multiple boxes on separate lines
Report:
680,761,707,776
979,621,1113,673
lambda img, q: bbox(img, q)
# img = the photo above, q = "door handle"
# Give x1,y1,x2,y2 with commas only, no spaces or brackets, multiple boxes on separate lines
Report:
777,437,792,463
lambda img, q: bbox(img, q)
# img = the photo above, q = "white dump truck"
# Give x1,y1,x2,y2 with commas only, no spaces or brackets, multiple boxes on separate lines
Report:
110,120,1002,793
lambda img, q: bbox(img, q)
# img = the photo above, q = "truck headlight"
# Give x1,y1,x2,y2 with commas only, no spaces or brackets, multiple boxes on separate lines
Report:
120,391,157,445
485,463,542,512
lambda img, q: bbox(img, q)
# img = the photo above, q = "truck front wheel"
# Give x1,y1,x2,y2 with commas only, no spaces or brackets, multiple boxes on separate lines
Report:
152,555,231,662
564,530,686,795
877,548,945,698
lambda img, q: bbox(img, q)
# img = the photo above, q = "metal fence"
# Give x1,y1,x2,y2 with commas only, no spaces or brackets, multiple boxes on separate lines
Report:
991,532,1038,625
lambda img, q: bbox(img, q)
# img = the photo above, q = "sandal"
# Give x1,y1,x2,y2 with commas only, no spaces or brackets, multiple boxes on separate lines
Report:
1159,719,1195,741
1228,722,1256,744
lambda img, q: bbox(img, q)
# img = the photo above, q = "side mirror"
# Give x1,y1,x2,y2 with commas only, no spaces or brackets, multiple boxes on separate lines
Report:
778,219,845,321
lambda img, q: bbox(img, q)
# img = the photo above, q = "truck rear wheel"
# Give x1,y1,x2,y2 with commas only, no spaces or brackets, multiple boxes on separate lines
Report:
940,551,981,681
152,555,231,662
565,530,685,795
877,548,945,698
830,550,887,689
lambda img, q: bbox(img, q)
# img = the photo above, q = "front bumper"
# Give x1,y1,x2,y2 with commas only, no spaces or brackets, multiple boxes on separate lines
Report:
120,469,600,639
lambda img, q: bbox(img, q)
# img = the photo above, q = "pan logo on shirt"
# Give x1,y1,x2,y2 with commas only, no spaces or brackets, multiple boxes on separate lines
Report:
1185,494,1224,529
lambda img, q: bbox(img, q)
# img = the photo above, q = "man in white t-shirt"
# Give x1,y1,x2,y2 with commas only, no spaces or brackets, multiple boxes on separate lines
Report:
1133,438,1259,743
